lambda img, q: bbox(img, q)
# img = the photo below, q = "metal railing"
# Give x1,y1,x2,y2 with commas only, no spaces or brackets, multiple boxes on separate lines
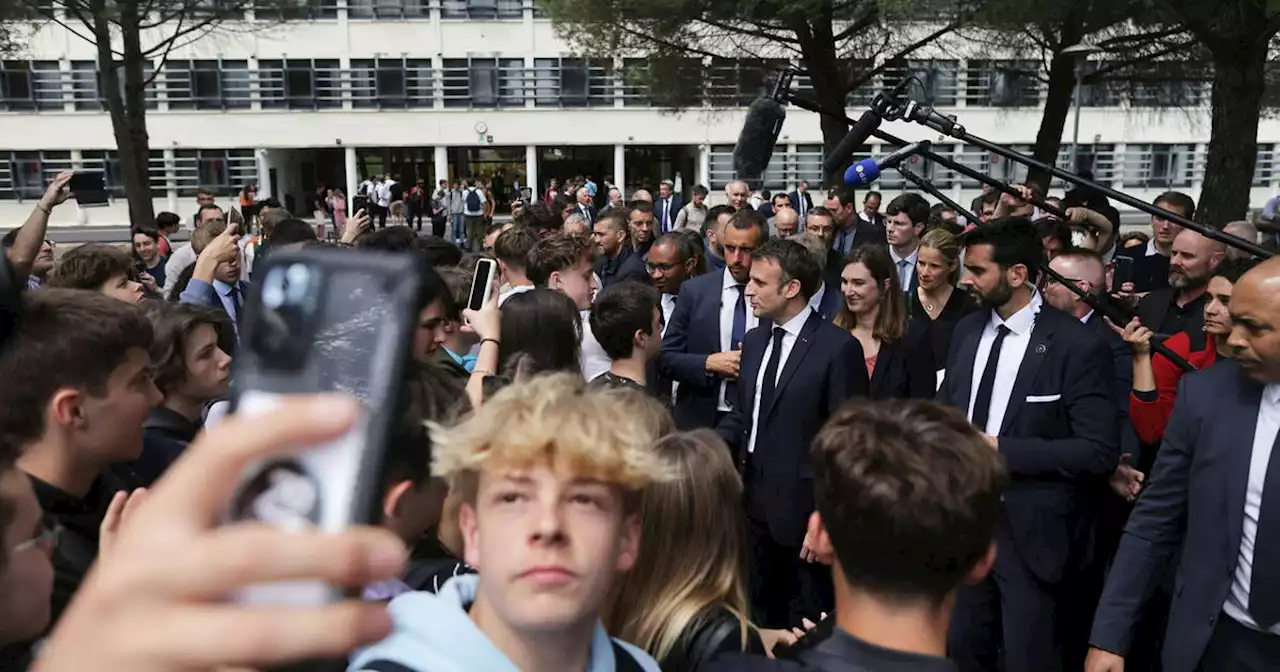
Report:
1122,143,1197,189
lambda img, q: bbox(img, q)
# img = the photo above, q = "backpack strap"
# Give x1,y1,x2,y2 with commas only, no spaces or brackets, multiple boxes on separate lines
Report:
611,640,644,672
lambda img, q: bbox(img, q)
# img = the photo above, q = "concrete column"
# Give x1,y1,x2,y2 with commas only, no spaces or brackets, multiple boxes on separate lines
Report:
344,146,359,205
613,143,626,195
697,144,710,189
525,144,538,199
164,148,179,215
434,145,449,186
256,149,272,200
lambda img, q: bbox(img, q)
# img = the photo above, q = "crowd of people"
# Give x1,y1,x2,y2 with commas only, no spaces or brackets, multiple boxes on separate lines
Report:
0,165,1277,672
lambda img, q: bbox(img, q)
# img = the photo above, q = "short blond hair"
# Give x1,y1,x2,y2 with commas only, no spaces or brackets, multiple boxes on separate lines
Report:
430,374,673,507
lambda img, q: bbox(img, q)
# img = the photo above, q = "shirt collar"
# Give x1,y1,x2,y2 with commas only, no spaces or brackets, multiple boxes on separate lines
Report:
1265,383,1280,405
889,245,919,266
722,267,741,290
778,306,812,336
809,282,826,309
212,279,239,296
1080,309,1095,324
989,289,1042,336
1145,239,1162,257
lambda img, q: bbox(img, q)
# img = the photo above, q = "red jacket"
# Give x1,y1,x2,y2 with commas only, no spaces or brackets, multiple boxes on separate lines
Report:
1130,331,1219,445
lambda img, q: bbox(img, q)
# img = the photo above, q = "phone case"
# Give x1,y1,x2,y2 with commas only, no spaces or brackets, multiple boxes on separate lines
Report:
226,246,423,604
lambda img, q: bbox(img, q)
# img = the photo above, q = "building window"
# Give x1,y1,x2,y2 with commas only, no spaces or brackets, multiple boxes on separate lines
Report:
441,58,523,108
1122,143,1196,188
967,60,1040,107
5,151,72,200
1054,144,1118,186
1127,62,1207,108
259,59,341,109
255,0,338,19
440,0,522,19
708,144,785,191
165,60,251,110
531,57,609,107
92,61,158,110
173,149,257,197
149,151,169,198
349,58,432,108
69,61,101,110
1256,144,1275,187
881,60,959,107
705,58,788,107
0,61,62,111
348,0,427,19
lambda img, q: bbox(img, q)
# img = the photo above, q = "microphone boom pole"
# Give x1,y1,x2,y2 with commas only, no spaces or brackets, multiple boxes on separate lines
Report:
875,90,1271,259
895,165,1198,374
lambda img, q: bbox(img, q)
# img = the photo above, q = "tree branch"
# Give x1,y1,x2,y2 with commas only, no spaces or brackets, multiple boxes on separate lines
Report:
832,5,879,43
697,16,800,45
39,3,122,58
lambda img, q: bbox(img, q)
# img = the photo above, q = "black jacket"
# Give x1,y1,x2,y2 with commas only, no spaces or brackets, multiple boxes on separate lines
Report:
661,607,765,672
124,406,199,487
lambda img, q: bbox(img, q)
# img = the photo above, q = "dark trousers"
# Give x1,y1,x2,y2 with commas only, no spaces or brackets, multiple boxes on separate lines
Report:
744,478,831,629
373,204,388,229
1197,613,1280,672
948,525,1085,672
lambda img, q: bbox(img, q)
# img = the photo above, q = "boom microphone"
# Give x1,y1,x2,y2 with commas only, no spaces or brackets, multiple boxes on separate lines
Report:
844,141,931,186
733,95,787,181
821,110,881,176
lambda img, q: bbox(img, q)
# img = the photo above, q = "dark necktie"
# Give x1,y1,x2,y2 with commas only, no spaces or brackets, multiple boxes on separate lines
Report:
724,284,748,408
663,200,671,232
970,324,1011,433
758,327,786,420
1249,427,1280,628
227,285,243,322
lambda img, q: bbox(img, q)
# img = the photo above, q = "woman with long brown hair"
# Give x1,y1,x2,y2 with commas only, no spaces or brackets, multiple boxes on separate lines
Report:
834,245,935,399
605,430,766,670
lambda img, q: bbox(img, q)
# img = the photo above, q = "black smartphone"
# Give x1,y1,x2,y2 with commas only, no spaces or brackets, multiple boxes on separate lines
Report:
468,257,498,311
69,171,108,207
226,246,423,605
1112,255,1135,289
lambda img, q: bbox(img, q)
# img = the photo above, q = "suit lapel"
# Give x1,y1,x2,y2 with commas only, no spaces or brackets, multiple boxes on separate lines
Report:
1226,373,1265,558
999,313,1054,434
740,327,766,414
950,319,981,413
870,339,893,397
765,312,820,420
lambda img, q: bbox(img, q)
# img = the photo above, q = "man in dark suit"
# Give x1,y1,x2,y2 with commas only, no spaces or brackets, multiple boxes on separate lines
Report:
574,186,596,226
717,237,867,627
702,204,735,273
789,179,813,219
661,209,768,430
655,180,683,234
824,186,884,257
884,192,928,295
1134,227,1224,343
790,231,842,321
591,210,646,288
1114,191,1196,295
940,217,1119,672
1087,258,1280,672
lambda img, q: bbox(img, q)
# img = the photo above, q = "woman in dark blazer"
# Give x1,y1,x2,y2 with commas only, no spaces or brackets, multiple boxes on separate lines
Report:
833,245,936,400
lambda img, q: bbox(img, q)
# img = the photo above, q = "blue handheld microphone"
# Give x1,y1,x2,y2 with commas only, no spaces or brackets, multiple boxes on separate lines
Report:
843,141,930,186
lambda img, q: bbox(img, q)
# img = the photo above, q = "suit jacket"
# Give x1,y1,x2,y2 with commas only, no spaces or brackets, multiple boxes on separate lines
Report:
1090,361,1271,671
1084,310,1140,461
813,282,843,321
656,196,683,232
717,311,867,546
1136,287,1207,346
938,305,1119,583
660,272,735,429
576,203,597,225
789,190,814,214
595,246,647,288
868,318,936,401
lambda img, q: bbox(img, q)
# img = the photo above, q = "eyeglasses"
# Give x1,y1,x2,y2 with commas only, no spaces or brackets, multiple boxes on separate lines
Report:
12,519,62,555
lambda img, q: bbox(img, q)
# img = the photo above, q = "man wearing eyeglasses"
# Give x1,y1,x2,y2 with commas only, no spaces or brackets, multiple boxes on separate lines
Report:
2,172,70,292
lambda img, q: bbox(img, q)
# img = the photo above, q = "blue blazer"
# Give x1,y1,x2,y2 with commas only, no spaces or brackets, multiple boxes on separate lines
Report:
938,305,1118,583
660,272,735,430
1091,360,1269,672
716,311,867,547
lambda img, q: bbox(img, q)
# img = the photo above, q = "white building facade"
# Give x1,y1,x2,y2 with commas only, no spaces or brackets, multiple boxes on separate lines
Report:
1,0,1277,227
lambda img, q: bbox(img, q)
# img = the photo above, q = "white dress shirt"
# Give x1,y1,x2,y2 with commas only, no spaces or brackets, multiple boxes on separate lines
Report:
808,282,828,314
660,293,677,337
579,309,612,381
889,244,919,291
1224,383,1280,634
498,284,534,306
718,268,760,412
967,290,1043,436
747,308,811,453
